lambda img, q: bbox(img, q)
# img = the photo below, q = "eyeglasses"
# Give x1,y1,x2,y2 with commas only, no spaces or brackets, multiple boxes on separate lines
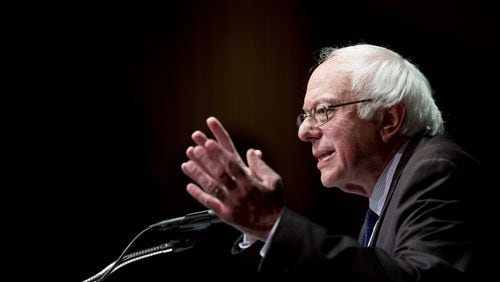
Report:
296,99,373,128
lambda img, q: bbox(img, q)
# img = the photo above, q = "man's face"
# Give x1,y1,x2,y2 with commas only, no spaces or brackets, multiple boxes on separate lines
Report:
298,59,383,196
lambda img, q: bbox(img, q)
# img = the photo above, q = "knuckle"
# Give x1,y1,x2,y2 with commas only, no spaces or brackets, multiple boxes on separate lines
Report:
193,145,207,159
206,181,218,191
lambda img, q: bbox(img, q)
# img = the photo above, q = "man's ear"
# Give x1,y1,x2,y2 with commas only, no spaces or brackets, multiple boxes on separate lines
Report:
380,103,406,143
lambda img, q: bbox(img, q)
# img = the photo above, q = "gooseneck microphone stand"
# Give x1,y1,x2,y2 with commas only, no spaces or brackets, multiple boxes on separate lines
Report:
82,210,221,282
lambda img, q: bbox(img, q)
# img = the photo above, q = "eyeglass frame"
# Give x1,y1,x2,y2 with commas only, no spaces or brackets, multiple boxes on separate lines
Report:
296,99,373,128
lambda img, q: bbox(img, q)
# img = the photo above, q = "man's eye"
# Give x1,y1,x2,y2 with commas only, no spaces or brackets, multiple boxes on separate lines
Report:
316,107,328,115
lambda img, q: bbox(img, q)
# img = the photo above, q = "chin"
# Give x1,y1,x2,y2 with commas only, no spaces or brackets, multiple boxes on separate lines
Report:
321,171,368,197
340,185,369,197
320,173,337,188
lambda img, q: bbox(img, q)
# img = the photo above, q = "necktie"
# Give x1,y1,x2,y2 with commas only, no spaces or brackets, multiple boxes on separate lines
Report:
359,208,379,246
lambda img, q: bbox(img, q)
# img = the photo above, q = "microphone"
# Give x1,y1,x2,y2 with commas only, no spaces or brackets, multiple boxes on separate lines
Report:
149,209,222,232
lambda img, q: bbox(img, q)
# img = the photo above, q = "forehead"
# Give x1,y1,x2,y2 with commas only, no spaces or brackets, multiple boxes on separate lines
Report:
303,59,350,109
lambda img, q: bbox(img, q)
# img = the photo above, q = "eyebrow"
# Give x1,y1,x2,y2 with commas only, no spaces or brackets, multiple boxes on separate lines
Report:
303,98,342,112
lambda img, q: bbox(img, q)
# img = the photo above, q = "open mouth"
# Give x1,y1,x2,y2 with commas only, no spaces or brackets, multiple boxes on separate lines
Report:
317,151,335,162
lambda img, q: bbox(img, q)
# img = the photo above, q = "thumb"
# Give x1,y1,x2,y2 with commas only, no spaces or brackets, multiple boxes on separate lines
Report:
246,149,282,189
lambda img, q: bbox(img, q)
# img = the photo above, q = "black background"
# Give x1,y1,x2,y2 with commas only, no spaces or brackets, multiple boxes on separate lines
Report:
27,0,499,280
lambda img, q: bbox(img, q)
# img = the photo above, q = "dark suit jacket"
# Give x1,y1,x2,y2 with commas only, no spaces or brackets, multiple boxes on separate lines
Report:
251,135,492,281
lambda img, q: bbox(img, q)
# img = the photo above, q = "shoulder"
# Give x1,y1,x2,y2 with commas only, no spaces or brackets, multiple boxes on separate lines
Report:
394,134,486,200
405,134,482,172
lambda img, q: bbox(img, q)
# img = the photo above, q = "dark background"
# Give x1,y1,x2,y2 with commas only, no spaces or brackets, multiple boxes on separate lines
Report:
35,0,499,280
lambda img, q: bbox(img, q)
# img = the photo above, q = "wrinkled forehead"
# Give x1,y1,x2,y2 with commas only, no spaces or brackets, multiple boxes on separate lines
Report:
303,59,351,110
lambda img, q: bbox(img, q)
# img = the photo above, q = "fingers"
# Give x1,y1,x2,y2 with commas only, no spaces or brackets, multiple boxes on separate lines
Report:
187,145,225,180
190,117,245,179
204,139,243,189
185,183,222,212
246,149,282,189
181,160,223,196
183,141,241,199
191,130,208,146
184,146,236,198
206,117,241,159
182,117,250,198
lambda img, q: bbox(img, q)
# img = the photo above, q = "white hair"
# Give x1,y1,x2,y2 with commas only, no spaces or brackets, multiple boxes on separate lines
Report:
319,44,444,136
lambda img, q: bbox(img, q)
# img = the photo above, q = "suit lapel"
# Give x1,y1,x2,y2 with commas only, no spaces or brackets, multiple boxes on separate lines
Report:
370,135,425,246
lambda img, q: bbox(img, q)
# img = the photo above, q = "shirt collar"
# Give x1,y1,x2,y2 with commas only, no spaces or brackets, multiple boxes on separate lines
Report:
369,141,409,216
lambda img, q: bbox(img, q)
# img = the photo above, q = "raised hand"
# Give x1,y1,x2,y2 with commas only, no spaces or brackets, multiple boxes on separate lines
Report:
181,117,284,240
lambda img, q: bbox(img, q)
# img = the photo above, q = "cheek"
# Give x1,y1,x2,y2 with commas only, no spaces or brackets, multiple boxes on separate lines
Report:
334,130,368,169
337,142,358,169
330,126,357,154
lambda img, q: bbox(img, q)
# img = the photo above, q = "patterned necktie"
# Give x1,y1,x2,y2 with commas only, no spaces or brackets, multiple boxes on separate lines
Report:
359,208,379,246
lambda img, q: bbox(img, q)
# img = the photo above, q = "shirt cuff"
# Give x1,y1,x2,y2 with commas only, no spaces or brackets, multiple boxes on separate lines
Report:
237,215,282,257
238,233,258,249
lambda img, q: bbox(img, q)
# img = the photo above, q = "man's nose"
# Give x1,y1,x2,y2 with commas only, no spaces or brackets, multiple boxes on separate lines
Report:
298,120,322,142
